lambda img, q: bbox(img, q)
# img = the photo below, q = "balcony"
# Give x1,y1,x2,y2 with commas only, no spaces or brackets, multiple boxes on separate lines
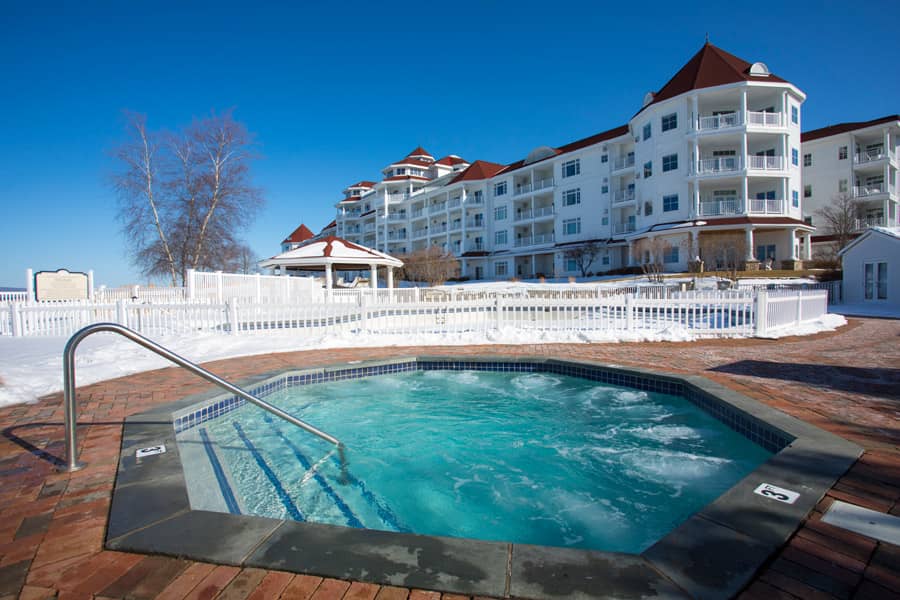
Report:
388,231,407,240
448,198,461,209
449,222,462,232
363,224,376,233
748,197,784,215
465,219,485,229
430,225,448,235
855,148,894,165
514,183,532,196
697,112,741,131
746,111,784,128
613,155,635,171
613,222,636,235
534,178,555,193
468,194,484,205
694,157,741,176
466,242,485,252
695,110,785,132
429,203,447,214
699,197,743,217
747,155,785,172
388,213,407,221
853,184,888,198
412,228,428,239
854,216,886,231
514,233,555,247
532,205,554,219
513,178,555,197
613,188,635,204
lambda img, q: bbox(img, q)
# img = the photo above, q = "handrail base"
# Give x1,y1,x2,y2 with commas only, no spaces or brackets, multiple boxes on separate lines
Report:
60,460,86,473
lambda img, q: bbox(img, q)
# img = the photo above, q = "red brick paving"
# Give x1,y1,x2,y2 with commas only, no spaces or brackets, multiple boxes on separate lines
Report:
0,317,898,599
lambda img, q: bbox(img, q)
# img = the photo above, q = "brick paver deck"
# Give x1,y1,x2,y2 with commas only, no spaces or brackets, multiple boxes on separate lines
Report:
1,317,898,599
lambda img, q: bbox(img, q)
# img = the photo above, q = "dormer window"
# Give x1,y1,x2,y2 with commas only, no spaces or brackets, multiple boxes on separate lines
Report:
396,168,406,175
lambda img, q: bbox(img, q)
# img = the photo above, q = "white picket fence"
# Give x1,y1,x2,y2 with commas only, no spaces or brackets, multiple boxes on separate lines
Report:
1,289,828,339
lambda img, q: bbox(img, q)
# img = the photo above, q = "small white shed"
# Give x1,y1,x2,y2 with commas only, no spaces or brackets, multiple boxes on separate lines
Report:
838,227,900,306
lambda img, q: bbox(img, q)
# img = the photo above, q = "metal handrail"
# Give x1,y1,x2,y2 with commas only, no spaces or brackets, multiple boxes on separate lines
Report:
62,322,342,472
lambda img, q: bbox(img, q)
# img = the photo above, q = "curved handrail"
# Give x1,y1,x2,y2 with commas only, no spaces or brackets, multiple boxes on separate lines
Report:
62,322,342,472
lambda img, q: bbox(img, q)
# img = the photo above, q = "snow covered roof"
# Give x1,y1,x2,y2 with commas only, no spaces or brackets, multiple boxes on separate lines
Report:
838,226,900,256
259,236,403,270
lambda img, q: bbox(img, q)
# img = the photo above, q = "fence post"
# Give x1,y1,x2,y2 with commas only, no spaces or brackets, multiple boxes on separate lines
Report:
25,268,34,304
795,290,803,325
359,295,368,332
414,287,420,303
116,299,129,328
215,271,224,304
255,273,262,303
186,269,195,300
10,302,20,337
87,270,95,301
625,294,634,331
228,298,239,335
755,289,768,336
495,297,503,329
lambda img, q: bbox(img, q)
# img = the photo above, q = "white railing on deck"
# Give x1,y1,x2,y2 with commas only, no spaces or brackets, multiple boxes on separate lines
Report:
2,287,830,339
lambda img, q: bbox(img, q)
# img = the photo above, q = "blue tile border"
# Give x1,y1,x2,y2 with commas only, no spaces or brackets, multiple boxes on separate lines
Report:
174,358,791,453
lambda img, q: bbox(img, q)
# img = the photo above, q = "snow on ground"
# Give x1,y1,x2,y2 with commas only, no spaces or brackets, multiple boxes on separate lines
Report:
0,276,846,409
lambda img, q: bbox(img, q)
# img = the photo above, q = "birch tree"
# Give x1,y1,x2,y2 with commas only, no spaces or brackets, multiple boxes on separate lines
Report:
112,110,263,285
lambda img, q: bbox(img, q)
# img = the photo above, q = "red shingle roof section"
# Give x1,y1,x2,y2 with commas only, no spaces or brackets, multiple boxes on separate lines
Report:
281,224,315,244
449,160,507,184
435,155,468,166
640,42,787,112
406,146,433,159
389,157,434,168
347,181,376,189
501,124,629,173
801,115,900,142
383,175,430,182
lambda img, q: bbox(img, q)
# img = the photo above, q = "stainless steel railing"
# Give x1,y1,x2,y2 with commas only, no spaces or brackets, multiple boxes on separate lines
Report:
62,322,342,472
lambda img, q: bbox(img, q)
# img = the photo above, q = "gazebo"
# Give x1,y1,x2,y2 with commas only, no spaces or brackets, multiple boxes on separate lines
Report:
259,236,404,290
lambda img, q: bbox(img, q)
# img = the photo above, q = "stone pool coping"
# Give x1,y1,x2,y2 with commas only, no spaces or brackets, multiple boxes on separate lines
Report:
105,356,863,600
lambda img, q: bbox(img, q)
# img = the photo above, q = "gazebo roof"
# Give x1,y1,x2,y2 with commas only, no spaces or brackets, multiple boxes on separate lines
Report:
259,236,404,271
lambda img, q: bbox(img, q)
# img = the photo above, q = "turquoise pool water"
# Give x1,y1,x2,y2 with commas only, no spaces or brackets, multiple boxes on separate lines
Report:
179,370,771,553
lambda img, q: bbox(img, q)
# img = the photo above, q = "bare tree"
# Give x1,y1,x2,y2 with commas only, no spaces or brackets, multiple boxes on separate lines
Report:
699,233,747,282
632,238,671,283
563,241,603,277
815,193,860,260
112,110,263,285
400,245,460,286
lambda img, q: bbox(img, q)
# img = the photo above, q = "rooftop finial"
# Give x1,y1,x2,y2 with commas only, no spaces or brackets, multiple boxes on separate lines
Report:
705,32,710,44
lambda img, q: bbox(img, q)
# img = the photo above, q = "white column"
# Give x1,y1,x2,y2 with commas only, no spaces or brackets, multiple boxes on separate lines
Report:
789,229,799,260
325,264,333,289
691,230,700,262
782,91,788,120
742,177,749,213
691,95,698,130
627,241,635,266
387,267,394,289
370,264,378,289
804,234,812,260
745,227,755,261
740,89,747,124
694,184,701,217
25,268,34,303
87,270,94,300
461,187,467,246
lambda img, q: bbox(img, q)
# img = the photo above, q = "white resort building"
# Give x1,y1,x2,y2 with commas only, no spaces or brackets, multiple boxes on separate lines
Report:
800,115,900,253
286,43,894,281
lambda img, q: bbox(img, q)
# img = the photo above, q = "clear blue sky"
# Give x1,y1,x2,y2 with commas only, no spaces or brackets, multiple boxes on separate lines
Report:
2,1,897,288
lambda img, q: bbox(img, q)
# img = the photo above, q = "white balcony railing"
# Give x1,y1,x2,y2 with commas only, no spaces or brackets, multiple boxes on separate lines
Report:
855,148,893,164
412,228,428,238
448,198,461,209
514,233,555,247
854,216,886,230
468,194,484,205
449,222,462,232
363,224,376,233
613,155,635,170
515,209,532,221
466,219,485,228
533,206,554,218
410,209,424,219
534,178,555,192
748,198,784,214
430,225,448,235
747,155,785,171
697,112,741,131
613,222,636,235
854,184,887,198
746,111,784,128
694,157,741,175
429,203,447,214
388,231,407,240
699,197,743,216
389,213,407,221
514,183,532,196
613,188,635,204
466,242,485,252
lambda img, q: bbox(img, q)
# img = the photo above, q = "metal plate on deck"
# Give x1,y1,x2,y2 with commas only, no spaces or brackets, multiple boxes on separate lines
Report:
822,500,900,545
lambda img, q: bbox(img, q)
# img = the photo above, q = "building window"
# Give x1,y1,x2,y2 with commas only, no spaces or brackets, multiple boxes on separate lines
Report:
563,218,581,236
838,146,848,160
601,154,608,163
565,258,577,272
864,261,888,300
562,188,581,206
495,230,507,245
838,179,848,193
663,194,679,212
495,261,508,277
396,168,406,175
643,123,652,140
803,184,812,198
602,255,610,265
791,148,799,166
494,206,507,220
494,181,507,196
643,161,652,178
662,153,678,172
662,113,677,132
601,216,608,225
644,201,653,216
601,184,608,194
803,153,812,167
793,190,800,207
791,106,798,124
664,246,680,264
561,159,581,178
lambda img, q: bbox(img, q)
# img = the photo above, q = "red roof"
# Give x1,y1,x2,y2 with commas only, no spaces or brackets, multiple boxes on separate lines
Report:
322,220,336,230
406,146,433,159
435,155,468,166
389,157,434,168
801,115,899,142
449,160,507,184
281,224,315,244
639,42,787,113
695,216,812,228
501,124,629,174
347,181,376,189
